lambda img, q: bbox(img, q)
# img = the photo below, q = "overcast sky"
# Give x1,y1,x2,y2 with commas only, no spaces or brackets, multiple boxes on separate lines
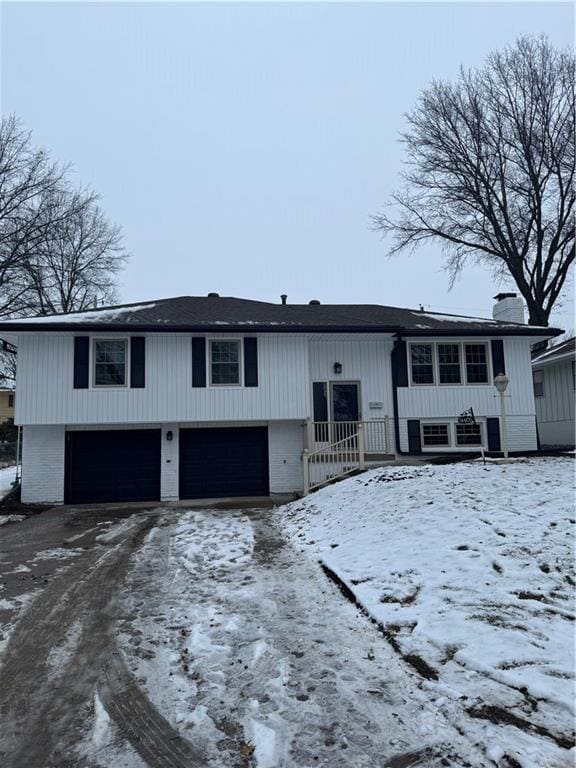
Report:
1,1,574,329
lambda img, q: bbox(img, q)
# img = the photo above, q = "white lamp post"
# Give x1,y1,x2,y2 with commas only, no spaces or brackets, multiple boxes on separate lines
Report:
493,372,509,459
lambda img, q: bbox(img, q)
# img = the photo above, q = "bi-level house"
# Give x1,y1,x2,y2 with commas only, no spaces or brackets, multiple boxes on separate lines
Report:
0,293,559,505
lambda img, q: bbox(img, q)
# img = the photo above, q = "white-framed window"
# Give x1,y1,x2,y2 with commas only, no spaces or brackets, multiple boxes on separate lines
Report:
422,423,450,447
93,338,128,387
532,369,544,397
408,341,492,388
209,339,242,386
464,343,489,384
410,344,435,385
438,343,462,384
456,422,483,446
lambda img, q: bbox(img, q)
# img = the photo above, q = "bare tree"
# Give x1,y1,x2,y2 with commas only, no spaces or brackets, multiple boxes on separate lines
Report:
0,115,66,316
0,115,128,318
373,36,575,326
20,187,127,314
0,114,129,383
0,343,17,388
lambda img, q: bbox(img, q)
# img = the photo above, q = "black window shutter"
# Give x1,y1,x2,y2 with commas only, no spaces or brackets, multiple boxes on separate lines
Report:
130,337,146,388
491,340,505,378
313,382,328,422
244,337,258,387
192,337,206,387
486,417,501,452
392,340,408,387
407,419,421,454
73,336,89,389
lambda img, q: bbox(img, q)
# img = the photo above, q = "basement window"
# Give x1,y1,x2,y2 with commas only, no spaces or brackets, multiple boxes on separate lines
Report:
456,423,483,446
422,423,450,447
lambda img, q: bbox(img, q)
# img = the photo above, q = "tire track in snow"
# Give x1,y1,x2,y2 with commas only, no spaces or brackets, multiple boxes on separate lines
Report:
0,512,204,768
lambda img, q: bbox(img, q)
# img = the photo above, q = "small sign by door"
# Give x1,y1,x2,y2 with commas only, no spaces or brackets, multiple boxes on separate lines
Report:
458,407,476,424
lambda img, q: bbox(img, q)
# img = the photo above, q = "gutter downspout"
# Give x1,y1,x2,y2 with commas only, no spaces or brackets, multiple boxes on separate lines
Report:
392,334,410,456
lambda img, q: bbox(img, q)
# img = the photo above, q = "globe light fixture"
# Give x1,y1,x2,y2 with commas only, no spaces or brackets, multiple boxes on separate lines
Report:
493,372,509,394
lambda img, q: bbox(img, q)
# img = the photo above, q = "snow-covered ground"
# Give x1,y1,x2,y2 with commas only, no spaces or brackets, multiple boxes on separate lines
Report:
0,466,22,528
280,457,575,768
114,509,490,767
0,465,17,499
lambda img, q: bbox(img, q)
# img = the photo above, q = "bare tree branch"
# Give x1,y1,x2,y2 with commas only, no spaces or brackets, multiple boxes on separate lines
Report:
373,36,575,326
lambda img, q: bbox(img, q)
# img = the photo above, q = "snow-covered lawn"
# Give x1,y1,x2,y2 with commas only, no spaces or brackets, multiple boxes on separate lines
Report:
0,465,17,499
0,466,20,527
280,457,575,767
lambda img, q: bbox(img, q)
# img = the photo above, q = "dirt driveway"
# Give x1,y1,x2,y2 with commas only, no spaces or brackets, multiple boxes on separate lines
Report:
0,506,487,768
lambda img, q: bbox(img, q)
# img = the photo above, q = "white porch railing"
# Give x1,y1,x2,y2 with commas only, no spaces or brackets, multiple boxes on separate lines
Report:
303,426,366,494
306,418,389,455
302,418,390,494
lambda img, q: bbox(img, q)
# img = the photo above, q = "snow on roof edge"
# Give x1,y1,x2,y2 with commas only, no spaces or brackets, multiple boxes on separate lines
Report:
2,303,158,324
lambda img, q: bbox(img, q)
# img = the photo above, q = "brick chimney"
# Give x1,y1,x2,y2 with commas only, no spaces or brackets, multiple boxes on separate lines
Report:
492,293,525,324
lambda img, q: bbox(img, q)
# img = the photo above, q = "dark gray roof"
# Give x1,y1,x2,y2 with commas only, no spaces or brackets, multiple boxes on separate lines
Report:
0,295,561,337
532,337,575,365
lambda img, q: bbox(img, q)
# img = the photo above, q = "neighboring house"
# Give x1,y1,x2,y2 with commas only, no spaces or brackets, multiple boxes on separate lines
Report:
532,337,575,449
0,292,560,505
0,388,15,424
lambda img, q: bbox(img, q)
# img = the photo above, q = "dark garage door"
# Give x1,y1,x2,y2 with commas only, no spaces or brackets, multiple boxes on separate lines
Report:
179,427,269,499
65,430,161,504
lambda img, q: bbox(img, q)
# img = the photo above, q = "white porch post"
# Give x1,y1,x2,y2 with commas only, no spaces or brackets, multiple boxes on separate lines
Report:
358,422,366,470
302,449,310,495
306,418,315,451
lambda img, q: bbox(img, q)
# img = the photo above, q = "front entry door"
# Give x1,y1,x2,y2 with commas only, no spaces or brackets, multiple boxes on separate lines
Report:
331,383,360,442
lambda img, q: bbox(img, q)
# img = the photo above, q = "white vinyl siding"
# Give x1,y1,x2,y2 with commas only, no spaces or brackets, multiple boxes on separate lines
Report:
399,414,537,454
309,335,395,422
15,333,310,425
534,358,575,447
399,338,538,453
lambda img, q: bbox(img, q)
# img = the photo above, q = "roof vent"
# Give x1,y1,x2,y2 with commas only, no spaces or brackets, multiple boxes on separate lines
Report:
280,294,287,305
207,292,219,298
309,299,320,305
